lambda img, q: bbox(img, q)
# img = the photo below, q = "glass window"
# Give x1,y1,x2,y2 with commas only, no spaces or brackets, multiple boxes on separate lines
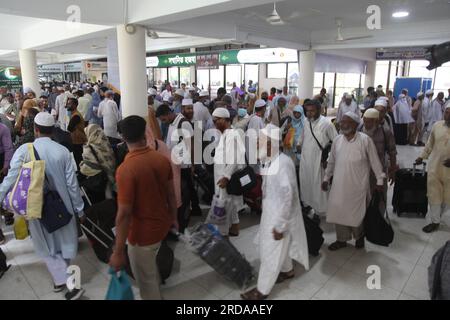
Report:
408,60,436,79
197,69,209,92
287,63,299,96
168,67,179,87
434,62,450,93
179,68,191,87
334,73,361,108
374,61,389,90
154,68,167,88
245,64,259,92
324,73,336,108
226,65,242,91
267,63,286,79
210,66,225,99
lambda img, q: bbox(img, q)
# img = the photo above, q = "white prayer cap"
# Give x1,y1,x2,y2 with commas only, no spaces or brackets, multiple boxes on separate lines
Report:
148,88,157,96
343,111,361,124
254,99,267,109
426,89,434,95
363,108,380,119
399,94,406,99
212,107,230,119
23,87,32,94
261,123,281,141
402,88,409,93
56,86,63,91
379,96,389,101
344,93,353,99
188,87,195,91
175,89,185,97
34,112,55,127
374,99,388,108
199,91,209,97
248,93,256,99
182,99,193,106
417,92,424,98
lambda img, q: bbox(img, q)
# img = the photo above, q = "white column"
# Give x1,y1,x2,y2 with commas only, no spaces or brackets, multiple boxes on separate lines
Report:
298,50,316,101
116,25,147,118
107,31,121,90
364,60,376,91
18,49,40,94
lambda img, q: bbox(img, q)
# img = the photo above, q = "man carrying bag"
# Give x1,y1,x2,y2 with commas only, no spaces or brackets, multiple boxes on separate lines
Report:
0,112,86,300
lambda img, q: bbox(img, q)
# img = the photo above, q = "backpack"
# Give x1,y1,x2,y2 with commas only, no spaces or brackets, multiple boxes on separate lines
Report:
429,241,450,300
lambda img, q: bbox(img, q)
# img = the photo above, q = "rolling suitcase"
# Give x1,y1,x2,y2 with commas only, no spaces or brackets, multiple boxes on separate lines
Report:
182,224,255,289
80,188,174,283
194,165,215,204
392,163,428,217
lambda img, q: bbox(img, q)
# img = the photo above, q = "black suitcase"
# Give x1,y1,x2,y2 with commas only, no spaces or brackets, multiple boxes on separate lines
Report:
80,188,173,283
392,163,428,217
194,165,215,204
187,224,254,289
0,248,10,279
303,214,324,257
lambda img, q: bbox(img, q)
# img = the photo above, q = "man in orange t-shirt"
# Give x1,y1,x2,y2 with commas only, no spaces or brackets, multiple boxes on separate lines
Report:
109,116,177,300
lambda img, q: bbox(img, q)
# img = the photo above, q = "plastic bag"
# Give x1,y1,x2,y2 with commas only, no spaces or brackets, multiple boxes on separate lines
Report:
205,190,233,235
105,269,135,300
14,216,29,240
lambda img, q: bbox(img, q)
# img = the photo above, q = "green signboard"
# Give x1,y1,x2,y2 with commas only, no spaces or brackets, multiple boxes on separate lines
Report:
147,48,297,68
0,67,22,90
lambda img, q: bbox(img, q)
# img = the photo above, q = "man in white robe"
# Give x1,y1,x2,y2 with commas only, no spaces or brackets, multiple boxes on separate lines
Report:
421,90,434,144
0,112,85,300
416,104,450,233
429,92,445,129
336,93,360,125
374,98,394,135
241,124,309,300
393,94,414,145
54,84,72,131
193,91,212,131
211,108,246,236
322,111,385,251
298,99,338,220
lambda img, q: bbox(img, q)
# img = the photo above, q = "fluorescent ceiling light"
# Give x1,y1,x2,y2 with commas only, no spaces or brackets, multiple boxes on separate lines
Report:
392,11,409,18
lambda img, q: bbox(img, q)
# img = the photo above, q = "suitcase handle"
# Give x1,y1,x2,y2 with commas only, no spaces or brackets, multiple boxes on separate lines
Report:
412,163,426,176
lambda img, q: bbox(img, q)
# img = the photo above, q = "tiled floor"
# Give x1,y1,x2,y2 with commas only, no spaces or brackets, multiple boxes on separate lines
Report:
1,145,449,300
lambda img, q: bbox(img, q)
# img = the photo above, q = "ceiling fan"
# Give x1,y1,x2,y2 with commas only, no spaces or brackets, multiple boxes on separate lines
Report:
334,19,373,42
244,3,321,26
146,29,185,40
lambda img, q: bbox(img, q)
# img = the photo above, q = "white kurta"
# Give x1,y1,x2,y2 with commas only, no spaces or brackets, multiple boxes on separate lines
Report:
55,91,71,131
0,138,84,259
213,129,246,228
422,97,432,124
256,153,309,294
98,99,121,139
429,99,444,128
420,121,450,206
393,99,414,124
299,116,338,214
193,102,212,131
336,101,360,123
324,133,385,227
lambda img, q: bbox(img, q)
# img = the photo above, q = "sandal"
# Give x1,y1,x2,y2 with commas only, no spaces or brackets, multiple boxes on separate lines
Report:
276,270,295,284
241,288,268,300
328,241,347,251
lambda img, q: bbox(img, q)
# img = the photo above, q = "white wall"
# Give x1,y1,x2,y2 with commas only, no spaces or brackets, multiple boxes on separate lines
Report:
258,63,285,96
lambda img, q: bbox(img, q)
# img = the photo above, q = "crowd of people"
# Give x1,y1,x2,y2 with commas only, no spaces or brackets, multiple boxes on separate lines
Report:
0,79,449,301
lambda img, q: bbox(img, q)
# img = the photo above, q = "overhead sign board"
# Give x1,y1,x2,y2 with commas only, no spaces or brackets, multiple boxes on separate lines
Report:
196,54,219,70
38,64,64,73
376,47,430,60
0,67,22,90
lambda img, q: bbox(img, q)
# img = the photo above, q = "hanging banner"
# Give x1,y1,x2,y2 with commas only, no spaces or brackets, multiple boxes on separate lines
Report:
196,54,219,70
158,53,197,68
0,67,22,90
376,47,429,60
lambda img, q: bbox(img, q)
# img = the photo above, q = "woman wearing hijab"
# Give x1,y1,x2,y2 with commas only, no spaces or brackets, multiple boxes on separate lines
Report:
284,96,300,118
80,124,117,203
283,105,305,186
16,107,39,146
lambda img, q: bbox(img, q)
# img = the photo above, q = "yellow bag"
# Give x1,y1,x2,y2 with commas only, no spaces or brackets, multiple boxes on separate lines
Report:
283,127,296,150
14,216,29,240
2,144,45,220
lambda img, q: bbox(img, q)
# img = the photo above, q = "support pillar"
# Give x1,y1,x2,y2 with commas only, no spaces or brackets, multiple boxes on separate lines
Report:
298,50,315,101
19,49,40,95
